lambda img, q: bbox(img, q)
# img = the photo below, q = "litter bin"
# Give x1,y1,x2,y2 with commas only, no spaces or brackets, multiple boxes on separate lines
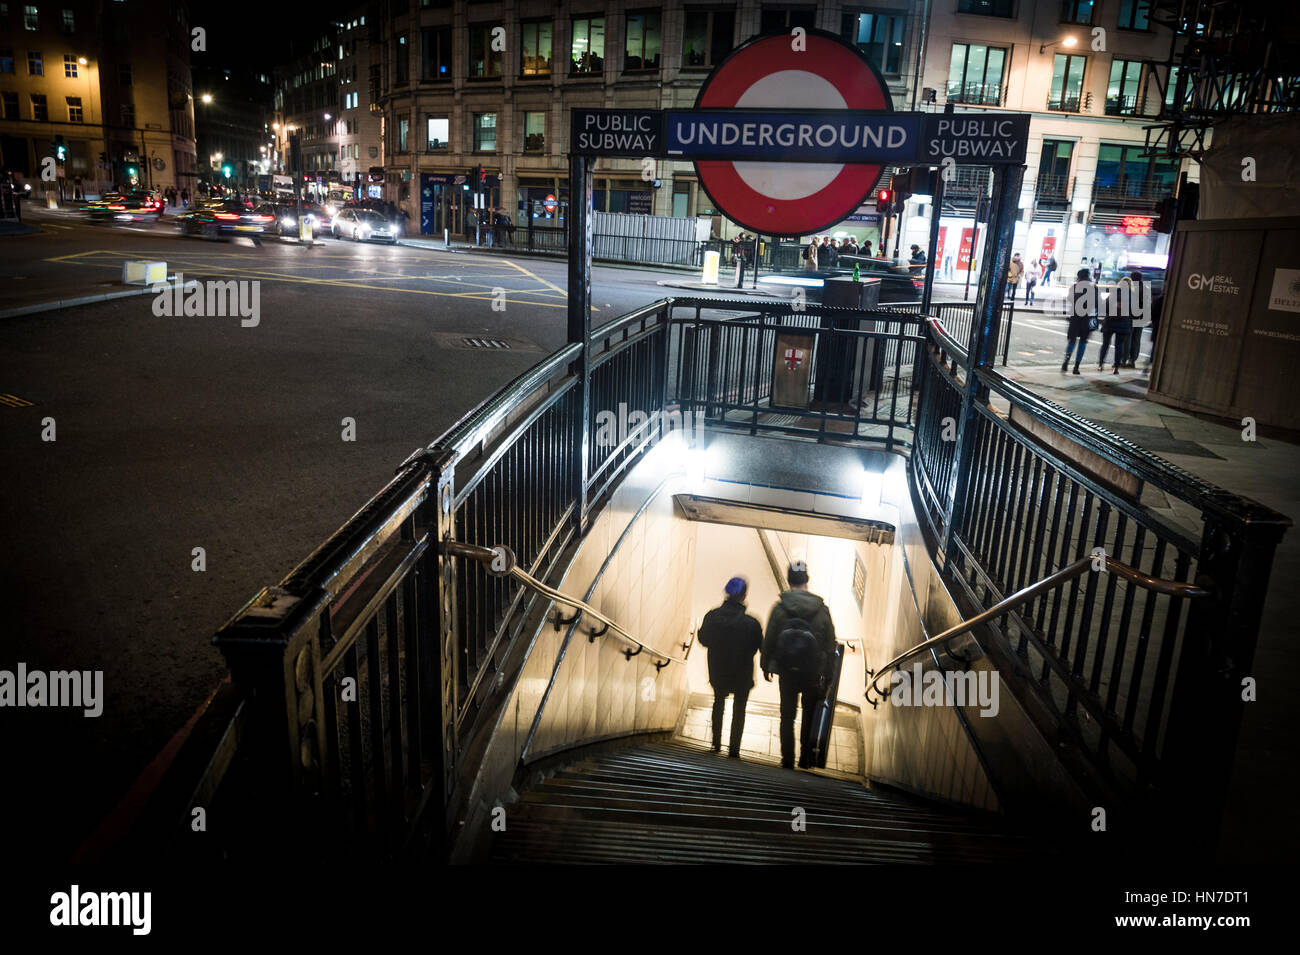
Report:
815,278,883,407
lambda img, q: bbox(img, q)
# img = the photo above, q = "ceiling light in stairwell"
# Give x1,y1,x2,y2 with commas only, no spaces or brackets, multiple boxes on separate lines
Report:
861,467,882,509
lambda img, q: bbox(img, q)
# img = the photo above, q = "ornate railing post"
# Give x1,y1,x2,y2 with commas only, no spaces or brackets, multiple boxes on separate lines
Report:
1159,498,1290,857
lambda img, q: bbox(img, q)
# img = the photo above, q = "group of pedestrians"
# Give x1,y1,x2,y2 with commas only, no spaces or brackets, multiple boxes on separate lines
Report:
802,235,872,272
1007,252,1059,303
1062,268,1162,375
697,561,837,770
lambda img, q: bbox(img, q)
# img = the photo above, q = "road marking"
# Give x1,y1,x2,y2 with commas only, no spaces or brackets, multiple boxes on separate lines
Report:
0,393,34,407
42,251,572,308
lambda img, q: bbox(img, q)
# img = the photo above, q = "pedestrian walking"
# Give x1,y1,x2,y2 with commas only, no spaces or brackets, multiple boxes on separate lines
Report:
1062,268,1097,375
1098,276,1133,375
1008,253,1024,302
1044,254,1058,286
698,577,763,758
803,236,819,273
762,561,837,770
1026,271,1037,305
862,239,873,258
1126,271,1149,366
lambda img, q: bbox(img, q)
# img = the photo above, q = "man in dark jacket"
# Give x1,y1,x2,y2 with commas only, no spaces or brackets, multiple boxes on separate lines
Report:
1062,268,1096,375
698,576,763,758
762,561,837,770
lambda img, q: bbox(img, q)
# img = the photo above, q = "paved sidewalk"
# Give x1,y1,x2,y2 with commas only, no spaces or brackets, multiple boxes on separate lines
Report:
992,359,1298,864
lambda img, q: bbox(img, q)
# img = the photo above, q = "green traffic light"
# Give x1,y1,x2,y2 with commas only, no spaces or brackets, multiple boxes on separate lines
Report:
223,166,231,178
127,166,137,176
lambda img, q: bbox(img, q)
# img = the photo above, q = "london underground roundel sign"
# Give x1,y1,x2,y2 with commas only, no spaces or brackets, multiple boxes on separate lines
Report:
693,30,894,236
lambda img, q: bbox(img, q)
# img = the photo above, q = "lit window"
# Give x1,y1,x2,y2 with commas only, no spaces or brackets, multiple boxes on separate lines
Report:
1118,0,1151,30
23,4,36,30
683,10,733,70
427,115,448,150
61,7,72,31
571,17,604,74
0,48,14,73
474,112,497,151
947,43,1007,105
521,20,552,75
524,111,544,152
624,11,661,73
469,24,503,77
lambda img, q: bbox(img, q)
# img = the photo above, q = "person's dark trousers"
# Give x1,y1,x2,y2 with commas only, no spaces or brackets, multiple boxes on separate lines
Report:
711,684,751,756
778,676,824,768
1127,327,1143,365
1099,329,1130,370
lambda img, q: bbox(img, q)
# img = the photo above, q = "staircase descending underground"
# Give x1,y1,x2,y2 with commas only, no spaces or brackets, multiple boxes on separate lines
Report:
490,739,1042,864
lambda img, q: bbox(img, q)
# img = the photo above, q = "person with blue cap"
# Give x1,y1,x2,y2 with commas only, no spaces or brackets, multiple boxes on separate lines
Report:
697,575,764,758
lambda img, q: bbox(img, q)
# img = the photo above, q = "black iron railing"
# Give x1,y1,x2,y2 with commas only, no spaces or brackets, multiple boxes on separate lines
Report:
910,314,1289,843
108,292,1286,863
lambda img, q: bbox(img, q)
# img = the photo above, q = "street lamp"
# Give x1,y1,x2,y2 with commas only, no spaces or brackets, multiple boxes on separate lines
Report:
1040,35,1079,54
77,56,87,65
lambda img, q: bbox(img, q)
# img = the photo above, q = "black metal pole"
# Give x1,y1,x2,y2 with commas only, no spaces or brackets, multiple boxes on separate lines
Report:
920,169,944,317
567,153,594,534
943,163,1024,557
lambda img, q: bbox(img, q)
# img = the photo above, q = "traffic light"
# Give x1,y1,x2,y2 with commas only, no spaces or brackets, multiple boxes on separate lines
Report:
875,188,892,213
1154,195,1176,233
126,165,137,177
53,136,67,163
475,164,486,186
222,165,232,179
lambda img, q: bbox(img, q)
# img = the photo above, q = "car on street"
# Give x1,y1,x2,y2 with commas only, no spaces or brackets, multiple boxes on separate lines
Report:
757,256,923,304
253,200,328,239
175,200,273,239
82,190,164,223
331,207,401,244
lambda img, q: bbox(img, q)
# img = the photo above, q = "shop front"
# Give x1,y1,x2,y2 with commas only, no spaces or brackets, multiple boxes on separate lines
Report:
1082,213,1170,280
420,171,501,236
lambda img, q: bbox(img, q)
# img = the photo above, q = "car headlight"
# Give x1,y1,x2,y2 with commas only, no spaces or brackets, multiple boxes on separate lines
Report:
361,225,371,237
282,217,295,228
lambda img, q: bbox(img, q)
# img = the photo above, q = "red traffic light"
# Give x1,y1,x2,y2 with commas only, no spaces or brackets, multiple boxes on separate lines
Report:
877,189,891,202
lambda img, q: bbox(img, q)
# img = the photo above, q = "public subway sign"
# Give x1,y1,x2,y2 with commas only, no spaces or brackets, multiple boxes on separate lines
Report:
570,109,664,158
572,108,1031,166
569,30,1029,235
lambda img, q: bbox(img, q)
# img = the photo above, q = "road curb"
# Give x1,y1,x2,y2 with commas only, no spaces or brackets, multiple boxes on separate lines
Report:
0,278,197,320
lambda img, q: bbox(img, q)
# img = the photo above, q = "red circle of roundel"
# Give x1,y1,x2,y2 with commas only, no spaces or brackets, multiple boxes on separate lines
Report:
694,29,893,237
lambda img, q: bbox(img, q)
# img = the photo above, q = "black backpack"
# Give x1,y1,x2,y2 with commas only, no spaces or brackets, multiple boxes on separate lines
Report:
774,617,823,681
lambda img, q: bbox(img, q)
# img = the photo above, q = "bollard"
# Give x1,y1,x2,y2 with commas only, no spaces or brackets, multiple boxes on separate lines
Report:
701,250,720,285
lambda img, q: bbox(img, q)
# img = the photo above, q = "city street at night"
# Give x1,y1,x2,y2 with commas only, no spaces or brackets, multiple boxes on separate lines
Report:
2,0,1298,935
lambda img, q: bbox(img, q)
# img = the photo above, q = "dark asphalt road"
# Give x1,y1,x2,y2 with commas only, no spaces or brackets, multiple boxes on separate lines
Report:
0,212,718,860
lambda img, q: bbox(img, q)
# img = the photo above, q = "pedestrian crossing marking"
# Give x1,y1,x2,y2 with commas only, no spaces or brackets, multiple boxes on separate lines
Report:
0,393,34,407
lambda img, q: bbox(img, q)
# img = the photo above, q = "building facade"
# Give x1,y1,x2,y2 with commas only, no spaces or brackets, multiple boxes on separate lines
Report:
373,1,928,238
908,0,1187,282
0,0,197,197
194,64,274,195
271,8,383,201
369,0,1186,275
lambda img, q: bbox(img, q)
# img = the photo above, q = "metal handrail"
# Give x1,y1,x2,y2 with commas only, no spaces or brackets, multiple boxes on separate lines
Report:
864,555,1211,706
442,541,686,668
